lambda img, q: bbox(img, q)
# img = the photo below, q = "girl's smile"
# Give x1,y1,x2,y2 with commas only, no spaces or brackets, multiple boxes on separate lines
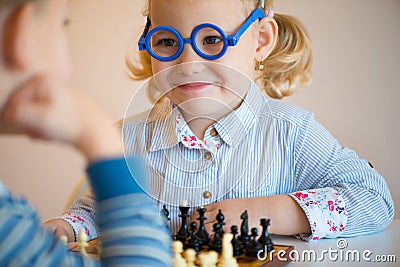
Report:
177,82,214,92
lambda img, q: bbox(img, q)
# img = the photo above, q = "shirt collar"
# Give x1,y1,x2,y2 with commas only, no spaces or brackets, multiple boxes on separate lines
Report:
214,82,269,146
148,83,270,151
148,101,179,152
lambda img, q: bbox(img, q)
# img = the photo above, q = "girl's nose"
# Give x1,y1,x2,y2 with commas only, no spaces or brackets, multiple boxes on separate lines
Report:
175,44,205,75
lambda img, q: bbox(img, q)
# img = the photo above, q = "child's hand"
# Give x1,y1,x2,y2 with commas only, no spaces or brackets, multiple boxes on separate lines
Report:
191,195,311,236
1,76,122,161
44,219,76,243
192,198,266,235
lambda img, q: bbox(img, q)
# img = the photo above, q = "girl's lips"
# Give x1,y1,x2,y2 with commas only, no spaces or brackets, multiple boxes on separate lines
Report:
177,82,213,91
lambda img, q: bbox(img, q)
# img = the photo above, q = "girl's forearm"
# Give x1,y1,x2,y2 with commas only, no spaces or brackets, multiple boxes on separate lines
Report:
265,195,310,235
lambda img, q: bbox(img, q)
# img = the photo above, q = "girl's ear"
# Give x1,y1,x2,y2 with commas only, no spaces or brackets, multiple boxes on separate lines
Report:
2,3,35,70
255,17,278,61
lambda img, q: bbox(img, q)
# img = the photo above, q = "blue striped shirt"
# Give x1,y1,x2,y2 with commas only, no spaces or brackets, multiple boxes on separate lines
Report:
0,158,172,266
62,83,394,241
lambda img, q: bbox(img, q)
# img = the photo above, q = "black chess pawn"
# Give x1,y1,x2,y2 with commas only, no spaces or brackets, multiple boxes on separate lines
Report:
196,206,210,246
160,204,170,221
208,222,223,253
186,222,201,252
237,210,250,249
245,227,263,258
216,209,225,233
257,218,274,254
175,204,190,243
230,225,243,256
160,204,172,232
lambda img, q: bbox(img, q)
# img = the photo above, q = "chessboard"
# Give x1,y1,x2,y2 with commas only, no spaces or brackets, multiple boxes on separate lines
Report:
69,237,294,266
69,203,295,266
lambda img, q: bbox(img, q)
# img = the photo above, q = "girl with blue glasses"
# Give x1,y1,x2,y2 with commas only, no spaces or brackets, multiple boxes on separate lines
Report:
138,8,270,61
49,0,393,244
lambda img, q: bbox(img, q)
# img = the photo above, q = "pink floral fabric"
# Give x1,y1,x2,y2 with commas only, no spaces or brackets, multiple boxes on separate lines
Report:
57,213,98,241
290,188,348,241
175,107,222,152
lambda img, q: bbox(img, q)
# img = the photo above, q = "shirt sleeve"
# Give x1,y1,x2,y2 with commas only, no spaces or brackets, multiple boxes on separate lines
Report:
86,157,172,266
0,157,172,267
57,193,99,241
0,186,99,266
292,112,394,240
289,187,347,241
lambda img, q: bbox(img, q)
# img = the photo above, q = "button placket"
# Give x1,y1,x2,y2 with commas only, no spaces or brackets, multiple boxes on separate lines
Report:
204,151,212,160
210,128,218,137
203,191,212,199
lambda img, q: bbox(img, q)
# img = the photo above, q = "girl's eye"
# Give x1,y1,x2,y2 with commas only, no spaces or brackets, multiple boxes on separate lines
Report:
203,36,222,45
160,39,178,47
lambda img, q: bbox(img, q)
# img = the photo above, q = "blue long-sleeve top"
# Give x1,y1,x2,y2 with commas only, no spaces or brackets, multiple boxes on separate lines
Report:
0,157,172,267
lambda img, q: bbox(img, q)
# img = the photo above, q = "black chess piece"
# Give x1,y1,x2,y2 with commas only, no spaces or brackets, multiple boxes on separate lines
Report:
257,218,274,254
208,222,222,253
160,204,170,221
216,209,225,233
230,225,243,256
175,204,190,243
237,210,250,249
186,222,201,252
196,206,210,246
245,227,263,258
160,204,173,237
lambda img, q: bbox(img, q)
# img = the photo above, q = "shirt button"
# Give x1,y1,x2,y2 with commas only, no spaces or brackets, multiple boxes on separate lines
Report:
203,191,212,199
204,152,212,160
210,128,218,137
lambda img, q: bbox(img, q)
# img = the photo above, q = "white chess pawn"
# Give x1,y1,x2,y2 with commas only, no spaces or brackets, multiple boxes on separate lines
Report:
172,240,187,267
208,251,219,266
198,251,218,267
218,233,238,267
183,248,196,267
78,229,89,257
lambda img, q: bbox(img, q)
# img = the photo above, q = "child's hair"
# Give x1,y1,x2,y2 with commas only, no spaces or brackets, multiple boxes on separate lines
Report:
126,0,313,101
0,0,45,14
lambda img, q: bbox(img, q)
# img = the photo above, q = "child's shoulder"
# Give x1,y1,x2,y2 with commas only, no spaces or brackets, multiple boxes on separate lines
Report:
116,99,171,129
263,97,314,128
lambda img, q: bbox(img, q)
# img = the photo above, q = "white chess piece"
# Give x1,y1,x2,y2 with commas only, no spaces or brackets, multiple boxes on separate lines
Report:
197,252,209,267
218,233,238,267
172,240,187,267
198,251,218,267
183,248,196,267
78,229,89,257
208,251,219,266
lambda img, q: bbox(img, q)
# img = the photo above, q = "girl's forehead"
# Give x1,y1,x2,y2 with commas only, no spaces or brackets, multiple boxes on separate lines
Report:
150,0,246,28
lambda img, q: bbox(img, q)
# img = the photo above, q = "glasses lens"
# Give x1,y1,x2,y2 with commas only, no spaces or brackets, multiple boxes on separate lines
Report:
150,30,180,59
195,27,225,57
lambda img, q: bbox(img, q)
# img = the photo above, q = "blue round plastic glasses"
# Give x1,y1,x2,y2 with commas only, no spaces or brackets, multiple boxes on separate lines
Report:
138,8,265,62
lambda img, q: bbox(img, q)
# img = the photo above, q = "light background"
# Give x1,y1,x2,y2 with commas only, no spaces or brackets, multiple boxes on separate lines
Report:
0,0,399,221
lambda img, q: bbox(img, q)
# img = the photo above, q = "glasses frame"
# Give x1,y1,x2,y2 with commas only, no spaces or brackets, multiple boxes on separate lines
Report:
138,8,265,62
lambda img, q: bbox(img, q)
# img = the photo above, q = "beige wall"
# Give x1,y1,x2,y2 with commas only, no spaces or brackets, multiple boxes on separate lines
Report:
0,0,398,221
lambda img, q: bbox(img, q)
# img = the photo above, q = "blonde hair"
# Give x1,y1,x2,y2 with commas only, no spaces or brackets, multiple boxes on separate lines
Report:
126,0,313,100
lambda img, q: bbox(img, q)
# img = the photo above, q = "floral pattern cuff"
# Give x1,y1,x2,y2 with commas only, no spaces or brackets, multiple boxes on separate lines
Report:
56,213,98,241
289,187,348,241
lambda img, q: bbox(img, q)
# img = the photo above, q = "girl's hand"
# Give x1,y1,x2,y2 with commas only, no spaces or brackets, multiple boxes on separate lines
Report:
192,198,268,235
1,76,122,161
191,195,310,236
